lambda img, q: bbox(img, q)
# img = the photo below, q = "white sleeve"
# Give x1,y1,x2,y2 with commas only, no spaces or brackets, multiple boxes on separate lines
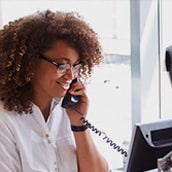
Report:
0,120,21,172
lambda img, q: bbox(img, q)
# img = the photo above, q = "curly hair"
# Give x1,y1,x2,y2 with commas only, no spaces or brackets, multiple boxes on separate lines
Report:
0,9,104,114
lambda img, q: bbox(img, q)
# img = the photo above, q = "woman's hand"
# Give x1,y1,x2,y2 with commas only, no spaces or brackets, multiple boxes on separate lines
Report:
65,80,89,126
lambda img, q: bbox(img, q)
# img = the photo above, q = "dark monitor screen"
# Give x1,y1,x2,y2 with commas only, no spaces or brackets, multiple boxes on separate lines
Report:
124,119,172,172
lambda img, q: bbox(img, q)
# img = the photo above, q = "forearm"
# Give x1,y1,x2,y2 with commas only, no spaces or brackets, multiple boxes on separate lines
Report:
73,129,109,172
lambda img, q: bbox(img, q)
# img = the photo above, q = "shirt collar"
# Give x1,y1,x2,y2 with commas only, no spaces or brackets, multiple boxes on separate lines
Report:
50,98,62,113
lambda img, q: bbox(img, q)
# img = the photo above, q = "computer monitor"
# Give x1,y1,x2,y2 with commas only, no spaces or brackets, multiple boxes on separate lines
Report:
124,119,172,172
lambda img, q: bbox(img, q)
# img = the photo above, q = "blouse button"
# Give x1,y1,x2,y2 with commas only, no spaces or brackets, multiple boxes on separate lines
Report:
45,134,51,144
54,161,58,171
45,134,49,138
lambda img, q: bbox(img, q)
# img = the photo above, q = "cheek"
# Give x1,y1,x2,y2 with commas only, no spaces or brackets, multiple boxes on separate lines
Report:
38,72,59,88
35,64,59,81
32,66,59,90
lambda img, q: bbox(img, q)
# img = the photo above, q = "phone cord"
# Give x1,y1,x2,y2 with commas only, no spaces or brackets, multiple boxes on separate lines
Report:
74,108,128,157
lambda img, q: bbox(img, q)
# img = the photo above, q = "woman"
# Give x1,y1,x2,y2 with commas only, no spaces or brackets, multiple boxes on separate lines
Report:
0,10,108,172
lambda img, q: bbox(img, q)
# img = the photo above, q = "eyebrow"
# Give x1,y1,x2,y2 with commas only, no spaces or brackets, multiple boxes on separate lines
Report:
55,57,80,65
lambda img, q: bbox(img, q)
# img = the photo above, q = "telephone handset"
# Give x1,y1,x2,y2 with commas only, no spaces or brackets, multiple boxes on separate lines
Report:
62,78,127,157
62,78,81,109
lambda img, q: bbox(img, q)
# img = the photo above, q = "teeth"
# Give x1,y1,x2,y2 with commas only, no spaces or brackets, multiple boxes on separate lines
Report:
61,83,70,90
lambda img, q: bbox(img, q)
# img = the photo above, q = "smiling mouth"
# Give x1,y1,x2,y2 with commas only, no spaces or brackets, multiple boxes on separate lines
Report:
57,81,70,91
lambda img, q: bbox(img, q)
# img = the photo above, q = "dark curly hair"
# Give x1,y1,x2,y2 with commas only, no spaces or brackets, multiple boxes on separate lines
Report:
0,9,104,114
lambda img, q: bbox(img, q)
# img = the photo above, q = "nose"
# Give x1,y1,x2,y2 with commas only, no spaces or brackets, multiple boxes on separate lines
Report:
64,67,75,80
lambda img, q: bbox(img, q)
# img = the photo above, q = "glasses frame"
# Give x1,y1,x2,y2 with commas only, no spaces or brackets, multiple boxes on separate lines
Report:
39,54,82,74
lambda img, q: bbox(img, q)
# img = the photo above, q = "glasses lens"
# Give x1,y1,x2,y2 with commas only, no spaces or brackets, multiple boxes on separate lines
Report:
73,64,82,73
58,64,70,74
57,63,82,74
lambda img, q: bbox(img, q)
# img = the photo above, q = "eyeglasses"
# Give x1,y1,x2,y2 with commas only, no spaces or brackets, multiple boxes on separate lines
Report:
39,54,82,74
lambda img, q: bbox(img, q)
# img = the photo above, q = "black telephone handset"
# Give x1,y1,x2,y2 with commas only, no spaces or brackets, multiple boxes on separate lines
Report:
62,78,81,109
62,78,127,157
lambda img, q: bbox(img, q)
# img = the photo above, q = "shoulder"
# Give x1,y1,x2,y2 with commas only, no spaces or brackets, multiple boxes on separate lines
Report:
0,102,17,140
0,102,11,122
0,101,26,132
0,101,18,119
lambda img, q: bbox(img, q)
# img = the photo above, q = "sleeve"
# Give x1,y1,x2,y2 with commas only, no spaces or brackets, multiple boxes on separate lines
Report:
0,119,22,172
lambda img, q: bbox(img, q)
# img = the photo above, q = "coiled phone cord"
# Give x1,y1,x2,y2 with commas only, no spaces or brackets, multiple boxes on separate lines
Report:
74,108,128,157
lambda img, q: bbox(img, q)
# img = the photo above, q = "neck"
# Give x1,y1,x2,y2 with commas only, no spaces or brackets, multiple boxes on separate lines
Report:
32,96,52,122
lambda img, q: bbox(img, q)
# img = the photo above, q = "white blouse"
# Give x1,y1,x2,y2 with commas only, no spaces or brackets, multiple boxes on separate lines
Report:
0,99,78,172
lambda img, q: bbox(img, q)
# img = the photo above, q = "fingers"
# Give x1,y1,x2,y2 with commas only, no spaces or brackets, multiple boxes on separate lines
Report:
69,80,88,105
69,80,86,96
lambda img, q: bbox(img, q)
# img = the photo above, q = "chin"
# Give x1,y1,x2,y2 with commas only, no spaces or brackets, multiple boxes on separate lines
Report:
55,92,66,98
